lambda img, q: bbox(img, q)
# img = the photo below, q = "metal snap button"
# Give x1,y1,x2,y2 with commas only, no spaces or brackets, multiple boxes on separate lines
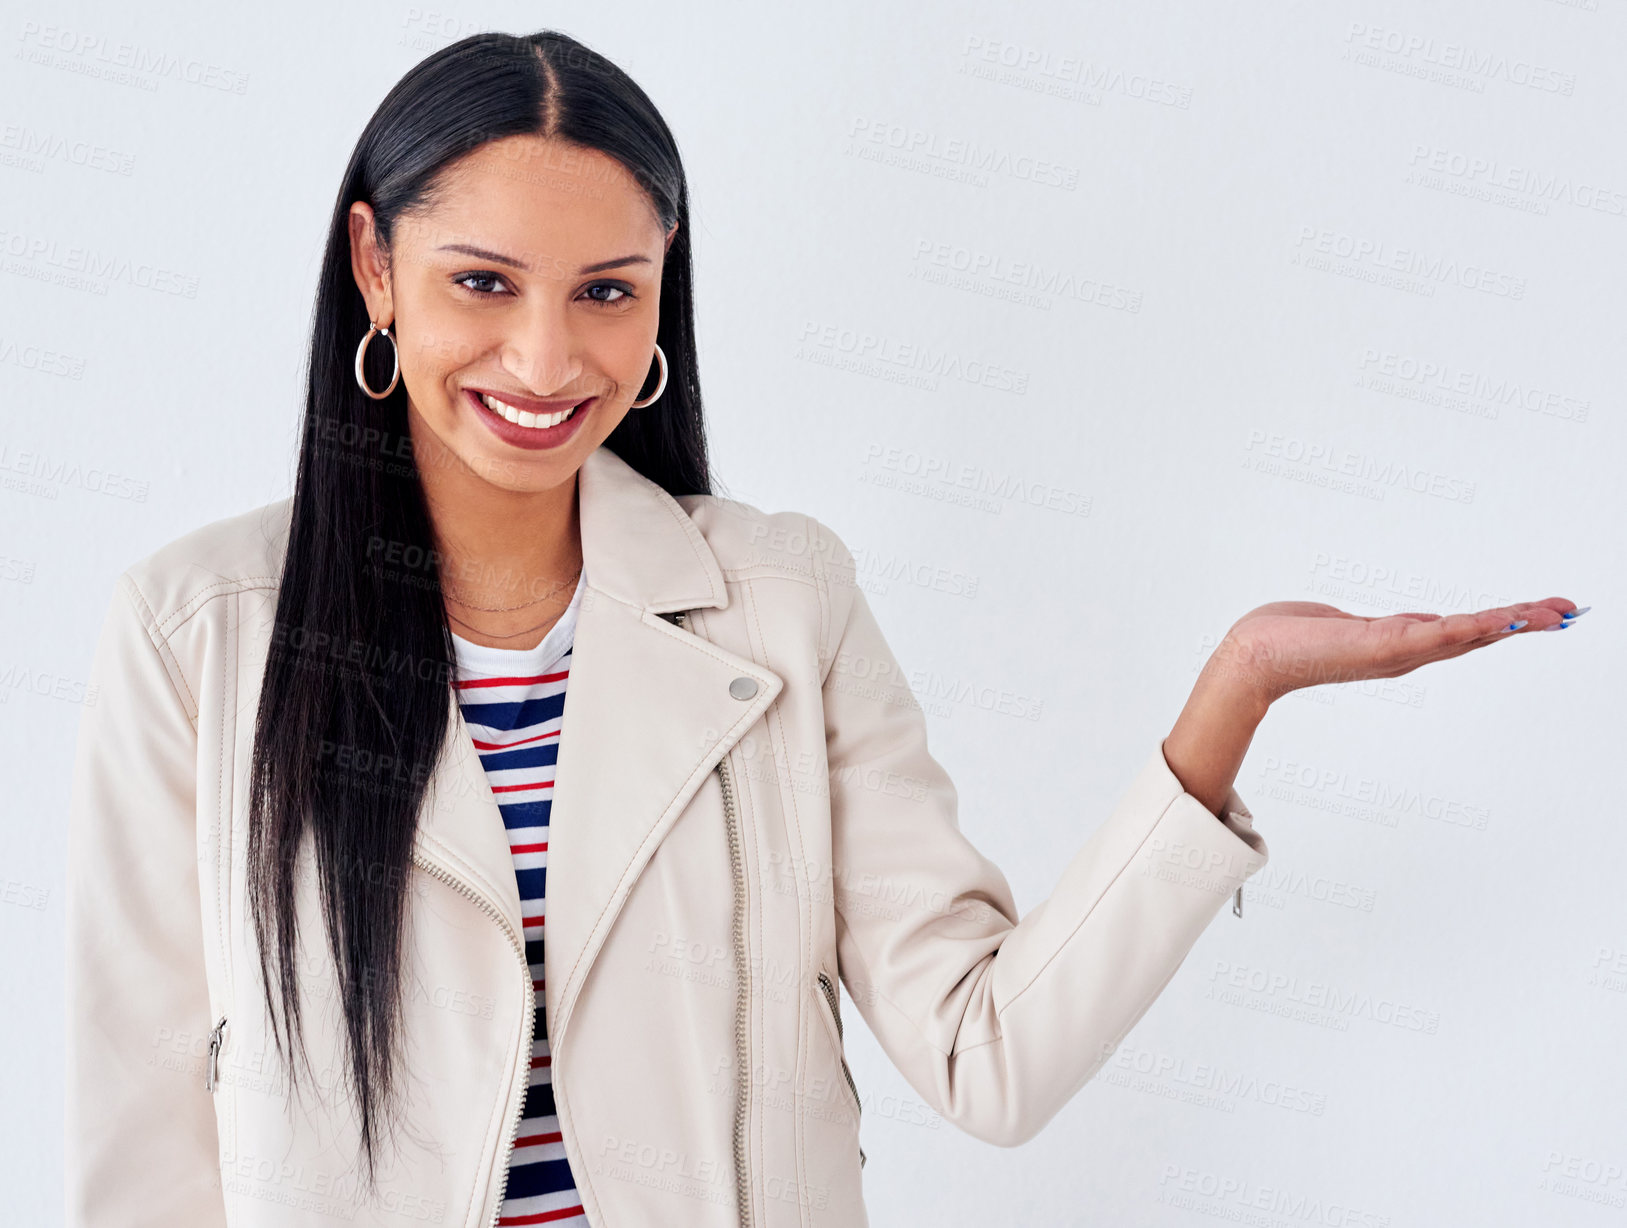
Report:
729,676,758,700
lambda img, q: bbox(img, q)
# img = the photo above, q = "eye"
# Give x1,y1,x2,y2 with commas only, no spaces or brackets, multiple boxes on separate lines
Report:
453,271,511,297
582,281,636,308
451,274,638,308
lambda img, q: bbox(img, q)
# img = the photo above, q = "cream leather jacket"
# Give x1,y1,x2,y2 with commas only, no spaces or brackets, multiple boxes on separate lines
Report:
65,444,1269,1227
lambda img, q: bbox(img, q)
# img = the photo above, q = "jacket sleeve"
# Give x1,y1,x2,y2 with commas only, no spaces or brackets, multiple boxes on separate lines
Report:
812,518,1269,1148
64,573,228,1225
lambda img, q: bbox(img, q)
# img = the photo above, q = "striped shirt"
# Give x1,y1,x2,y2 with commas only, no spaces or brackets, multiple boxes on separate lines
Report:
449,570,588,1227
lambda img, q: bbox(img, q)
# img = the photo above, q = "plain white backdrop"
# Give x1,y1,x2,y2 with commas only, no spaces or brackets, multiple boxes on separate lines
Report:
4,1,1621,1224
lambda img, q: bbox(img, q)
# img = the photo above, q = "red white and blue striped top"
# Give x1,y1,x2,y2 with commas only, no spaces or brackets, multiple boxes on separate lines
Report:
449,570,588,1228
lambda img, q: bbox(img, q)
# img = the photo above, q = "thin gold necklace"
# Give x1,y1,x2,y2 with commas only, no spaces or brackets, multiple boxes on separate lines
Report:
445,604,572,642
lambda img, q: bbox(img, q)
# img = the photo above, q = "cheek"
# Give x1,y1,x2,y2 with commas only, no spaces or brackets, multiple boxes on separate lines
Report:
404,296,496,376
602,327,659,392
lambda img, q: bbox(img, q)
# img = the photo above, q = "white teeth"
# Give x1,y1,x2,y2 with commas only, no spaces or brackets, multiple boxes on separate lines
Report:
479,392,580,429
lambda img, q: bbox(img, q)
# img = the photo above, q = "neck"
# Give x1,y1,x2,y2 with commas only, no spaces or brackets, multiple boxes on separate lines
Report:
413,423,584,651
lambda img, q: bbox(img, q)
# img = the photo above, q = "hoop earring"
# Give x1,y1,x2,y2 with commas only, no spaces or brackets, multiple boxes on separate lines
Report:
629,343,668,409
354,319,400,399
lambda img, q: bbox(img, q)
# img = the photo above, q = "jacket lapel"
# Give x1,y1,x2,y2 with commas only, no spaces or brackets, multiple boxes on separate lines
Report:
411,445,784,1056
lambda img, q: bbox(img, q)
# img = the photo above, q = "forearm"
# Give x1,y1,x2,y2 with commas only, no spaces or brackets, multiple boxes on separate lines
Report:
1163,639,1273,819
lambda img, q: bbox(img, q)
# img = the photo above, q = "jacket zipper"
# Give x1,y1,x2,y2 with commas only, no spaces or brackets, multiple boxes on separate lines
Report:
205,1015,228,1092
1234,885,1244,917
410,850,534,1228
816,971,866,1168
719,747,754,1227
676,609,753,1228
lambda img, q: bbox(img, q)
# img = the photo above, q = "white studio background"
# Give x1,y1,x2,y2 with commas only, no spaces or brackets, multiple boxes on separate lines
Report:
4,2,1623,1224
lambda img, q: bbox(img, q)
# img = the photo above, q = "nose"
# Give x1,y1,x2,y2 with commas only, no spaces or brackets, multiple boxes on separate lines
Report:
502,302,588,398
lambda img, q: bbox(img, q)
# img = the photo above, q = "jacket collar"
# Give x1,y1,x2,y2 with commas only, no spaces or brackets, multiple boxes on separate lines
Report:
572,443,731,615
412,443,784,1057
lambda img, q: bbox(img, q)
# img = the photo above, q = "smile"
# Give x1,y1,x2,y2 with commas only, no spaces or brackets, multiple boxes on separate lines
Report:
474,390,585,429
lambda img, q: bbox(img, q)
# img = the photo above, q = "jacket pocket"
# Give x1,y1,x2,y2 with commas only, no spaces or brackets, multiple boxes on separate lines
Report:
814,970,866,1168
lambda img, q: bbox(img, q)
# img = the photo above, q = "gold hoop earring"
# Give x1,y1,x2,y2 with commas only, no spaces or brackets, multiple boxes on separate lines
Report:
629,343,668,409
354,319,400,399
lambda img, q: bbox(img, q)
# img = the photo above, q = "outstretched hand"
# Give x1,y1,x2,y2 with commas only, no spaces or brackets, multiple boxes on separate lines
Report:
1212,598,1587,705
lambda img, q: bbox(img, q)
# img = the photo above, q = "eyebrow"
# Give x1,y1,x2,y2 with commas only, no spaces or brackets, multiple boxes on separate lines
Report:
435,243,652,276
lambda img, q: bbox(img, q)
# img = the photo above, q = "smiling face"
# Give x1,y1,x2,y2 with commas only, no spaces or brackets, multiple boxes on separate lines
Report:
348,134,676,495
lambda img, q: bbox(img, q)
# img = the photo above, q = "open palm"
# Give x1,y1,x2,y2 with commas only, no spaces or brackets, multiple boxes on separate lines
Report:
1215,598,1585,702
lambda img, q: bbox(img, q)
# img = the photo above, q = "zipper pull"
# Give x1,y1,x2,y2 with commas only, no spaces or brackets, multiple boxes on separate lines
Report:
1233,885,1244,918
205,1016,228,1092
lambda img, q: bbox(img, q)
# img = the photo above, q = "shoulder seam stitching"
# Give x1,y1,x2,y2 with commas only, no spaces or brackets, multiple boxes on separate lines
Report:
154,576,279,638
118,573,201,729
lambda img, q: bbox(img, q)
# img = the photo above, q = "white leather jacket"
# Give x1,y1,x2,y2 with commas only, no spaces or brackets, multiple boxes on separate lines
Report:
65,443,1269,1227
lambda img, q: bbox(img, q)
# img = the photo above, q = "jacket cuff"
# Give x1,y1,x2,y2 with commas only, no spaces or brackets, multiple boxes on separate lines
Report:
990,738,1271,1011
1155,736,1268,861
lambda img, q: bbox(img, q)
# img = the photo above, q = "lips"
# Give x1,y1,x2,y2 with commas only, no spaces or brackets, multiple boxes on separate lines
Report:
462,386,595,450
465,387,588,416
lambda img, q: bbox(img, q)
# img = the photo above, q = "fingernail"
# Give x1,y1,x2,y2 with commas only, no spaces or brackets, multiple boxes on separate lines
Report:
1541,622,1570,631
1500,620,1528,633
1561,606,1590,620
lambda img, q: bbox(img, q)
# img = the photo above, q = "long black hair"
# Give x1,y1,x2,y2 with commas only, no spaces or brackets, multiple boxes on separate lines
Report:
246,29,709,1189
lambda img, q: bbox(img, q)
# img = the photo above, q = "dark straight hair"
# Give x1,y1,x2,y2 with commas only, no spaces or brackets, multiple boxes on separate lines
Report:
246,29,709,1188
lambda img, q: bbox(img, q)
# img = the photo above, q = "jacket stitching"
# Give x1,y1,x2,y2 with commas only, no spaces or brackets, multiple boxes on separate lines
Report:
719,564,818,587
214,594,231,1062
740,578,816,1228
807,515,831,688
120,574,201,728
641,588,787,679
811,518,849,688
154,576,280,639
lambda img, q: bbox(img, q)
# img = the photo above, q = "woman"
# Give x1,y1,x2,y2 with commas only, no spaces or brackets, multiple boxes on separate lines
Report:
63,29,1583,1228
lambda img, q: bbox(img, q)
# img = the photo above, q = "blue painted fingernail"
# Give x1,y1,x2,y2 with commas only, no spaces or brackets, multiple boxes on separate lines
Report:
1561,606,1590,620
1500,620,1528,633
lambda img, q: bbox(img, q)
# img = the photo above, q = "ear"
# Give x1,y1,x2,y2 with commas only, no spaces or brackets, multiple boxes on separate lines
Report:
348,202,394,328
663,219,679,256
